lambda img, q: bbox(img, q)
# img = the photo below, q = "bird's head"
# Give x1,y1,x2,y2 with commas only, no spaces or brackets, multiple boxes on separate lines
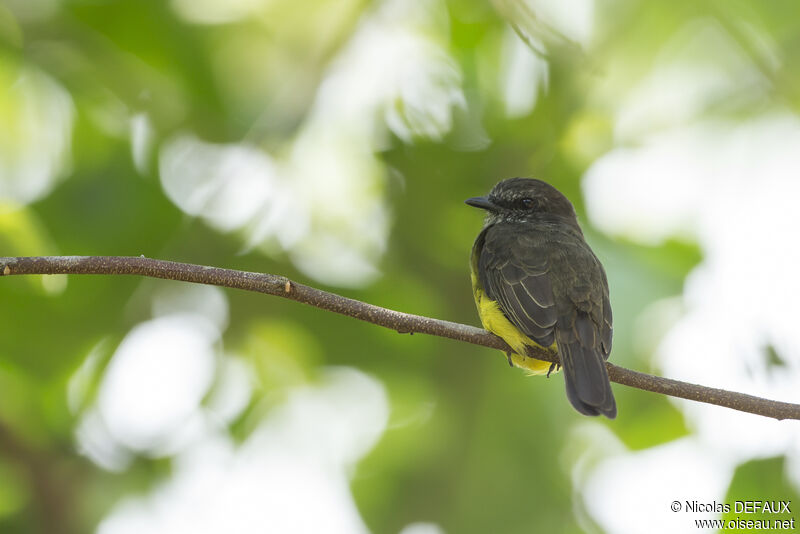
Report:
465,177,579,228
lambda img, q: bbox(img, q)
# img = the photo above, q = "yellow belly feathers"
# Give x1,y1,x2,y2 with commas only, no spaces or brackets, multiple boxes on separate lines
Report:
472,272,556,375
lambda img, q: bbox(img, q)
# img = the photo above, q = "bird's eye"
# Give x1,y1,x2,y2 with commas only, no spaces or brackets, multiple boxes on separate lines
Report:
519,197,534,209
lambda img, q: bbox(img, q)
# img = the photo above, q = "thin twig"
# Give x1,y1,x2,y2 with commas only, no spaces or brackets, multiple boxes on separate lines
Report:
2,256,799,421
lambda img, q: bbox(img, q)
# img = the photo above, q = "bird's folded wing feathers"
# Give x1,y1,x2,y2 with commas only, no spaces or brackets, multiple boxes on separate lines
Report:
478,234,558,347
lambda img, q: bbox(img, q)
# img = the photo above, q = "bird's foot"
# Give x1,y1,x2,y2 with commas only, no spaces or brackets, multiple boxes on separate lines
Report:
546,362,561,378
506,352,514,367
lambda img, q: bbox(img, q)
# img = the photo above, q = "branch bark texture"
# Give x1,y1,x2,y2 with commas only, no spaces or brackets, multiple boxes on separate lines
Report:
2,256,798,421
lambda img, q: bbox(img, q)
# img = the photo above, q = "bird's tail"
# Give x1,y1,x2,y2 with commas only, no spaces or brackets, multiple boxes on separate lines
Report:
557,313,616,419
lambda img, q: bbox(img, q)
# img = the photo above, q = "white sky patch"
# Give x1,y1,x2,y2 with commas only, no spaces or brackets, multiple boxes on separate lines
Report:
75,407,133,472
130,113,155,175
280,127,387,287
275,0,462,286
96,314,220,453
170,0,266,24
0,63,73,205
97,368,389,534
68,340,109,415
75,288,253,469
159,135,287,234
583,438,733,534
582,114,800,532
578,21,800,533
151,284,230,333
316,0,464,144
613,19,770,142
205,355,253,424
524,0,595,48
158,0,463,288
583,126,712,245
399,523,446,534
500,27,549,118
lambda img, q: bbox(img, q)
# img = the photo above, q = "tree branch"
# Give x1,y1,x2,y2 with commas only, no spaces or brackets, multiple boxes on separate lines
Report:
2,255,798,421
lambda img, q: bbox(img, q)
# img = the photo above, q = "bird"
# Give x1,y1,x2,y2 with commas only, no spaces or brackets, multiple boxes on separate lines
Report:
466,177,617,418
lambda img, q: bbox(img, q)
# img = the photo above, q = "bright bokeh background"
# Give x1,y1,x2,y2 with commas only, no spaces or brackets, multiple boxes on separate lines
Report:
1,0,800,533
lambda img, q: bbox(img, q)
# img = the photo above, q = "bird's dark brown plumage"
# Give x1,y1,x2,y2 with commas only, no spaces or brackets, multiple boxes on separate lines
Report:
469,178,617,418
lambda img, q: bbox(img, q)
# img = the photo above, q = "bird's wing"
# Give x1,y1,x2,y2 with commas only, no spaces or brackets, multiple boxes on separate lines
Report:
553,239,613,359
544,236,615,417
600,269,612,357
479,223,616,418
477,227,558,347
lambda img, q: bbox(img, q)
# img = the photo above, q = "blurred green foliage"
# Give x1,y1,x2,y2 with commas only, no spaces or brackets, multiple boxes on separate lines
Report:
1,0,798,532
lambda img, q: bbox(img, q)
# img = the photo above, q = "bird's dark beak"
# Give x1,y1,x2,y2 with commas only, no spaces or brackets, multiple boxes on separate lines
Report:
465,196,496,211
